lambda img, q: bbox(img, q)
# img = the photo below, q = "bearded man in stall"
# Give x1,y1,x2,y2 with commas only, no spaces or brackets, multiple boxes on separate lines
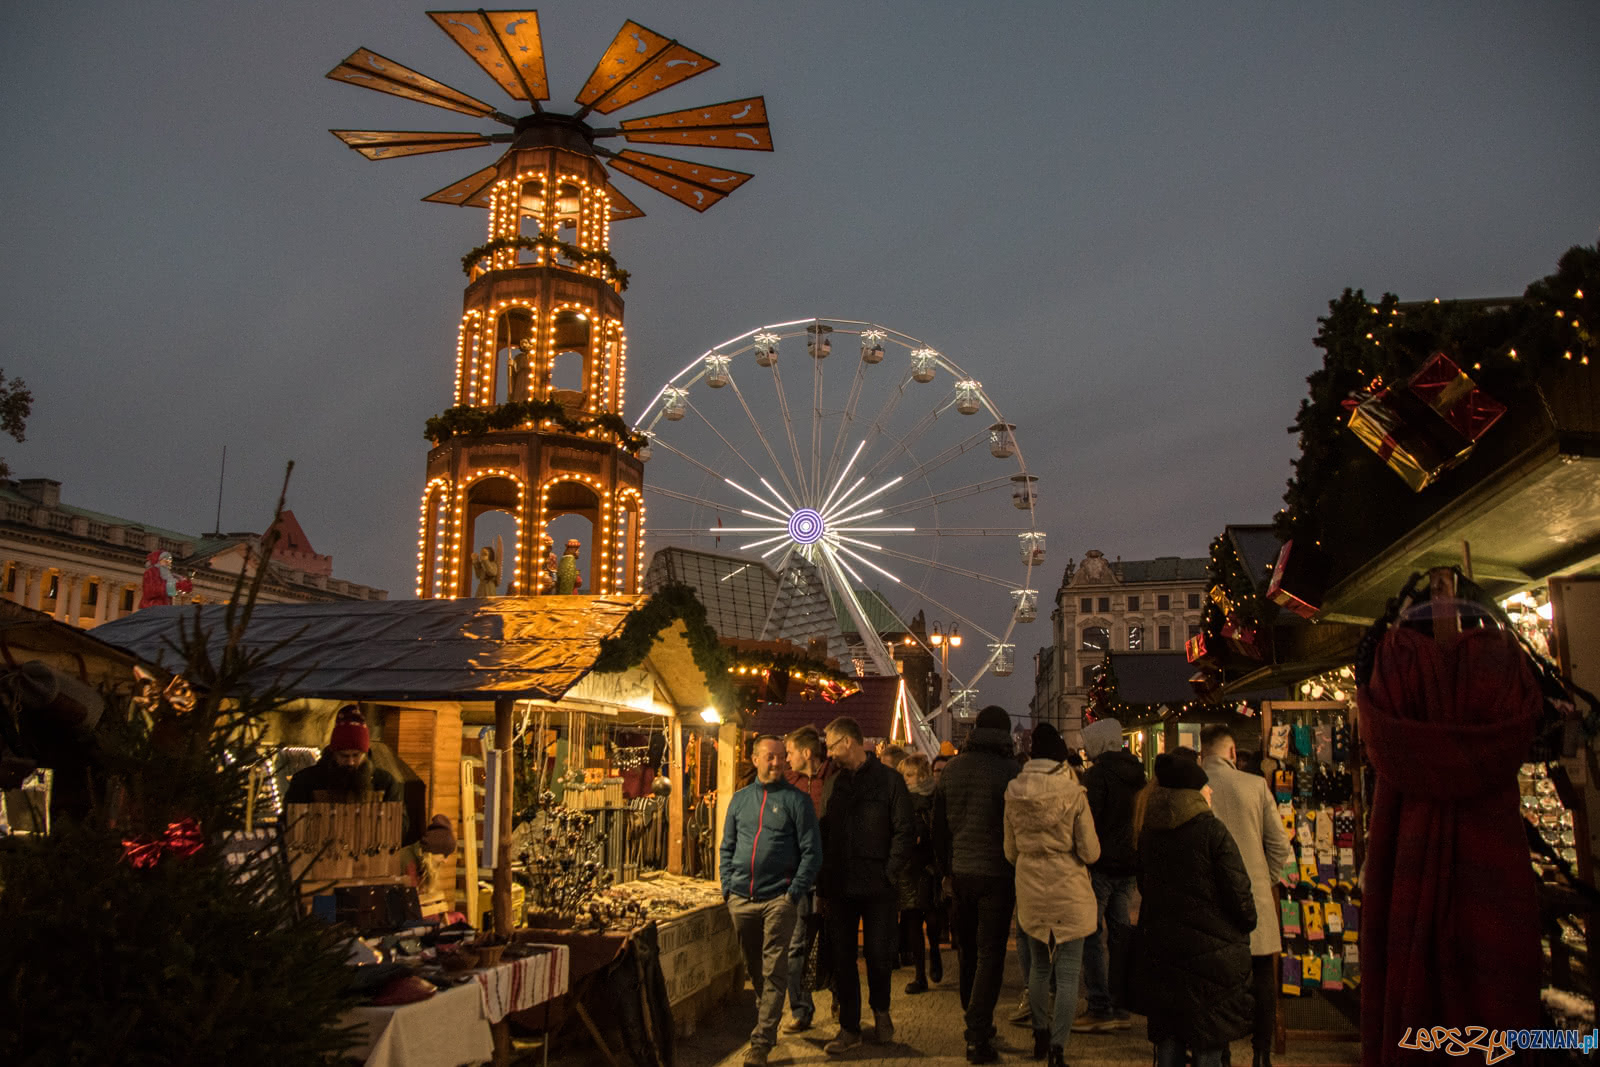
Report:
285,706,404,806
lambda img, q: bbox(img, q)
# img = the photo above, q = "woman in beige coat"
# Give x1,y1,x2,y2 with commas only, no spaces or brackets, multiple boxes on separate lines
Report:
1003,724,1101,1065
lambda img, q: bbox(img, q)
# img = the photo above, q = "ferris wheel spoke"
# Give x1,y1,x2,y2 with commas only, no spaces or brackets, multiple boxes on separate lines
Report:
653,435,745,488
873,477,1014,520
811,330,825,502
897,431,987,486
821,356,868,500
765,357,810,502
726,373,801,502
648,485,763,519
859,373,912,462
861,395,955,484
837,539,1016,590
681,393,777,489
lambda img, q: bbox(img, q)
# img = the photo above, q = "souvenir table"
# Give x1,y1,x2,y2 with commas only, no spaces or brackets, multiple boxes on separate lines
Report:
344,946,569,1067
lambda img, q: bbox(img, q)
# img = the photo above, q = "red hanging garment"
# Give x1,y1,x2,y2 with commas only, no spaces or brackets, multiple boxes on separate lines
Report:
1357,625,1542,1064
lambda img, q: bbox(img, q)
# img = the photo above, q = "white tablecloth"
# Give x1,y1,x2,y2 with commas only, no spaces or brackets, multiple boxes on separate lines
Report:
344,946,571,1066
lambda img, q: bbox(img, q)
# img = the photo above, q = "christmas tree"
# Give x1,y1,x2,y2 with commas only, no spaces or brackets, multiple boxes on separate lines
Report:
0,469,360,1065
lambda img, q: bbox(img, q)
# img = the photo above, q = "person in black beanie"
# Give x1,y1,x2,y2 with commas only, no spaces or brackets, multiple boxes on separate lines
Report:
1137,754,1256,1067
934,706,1020,1063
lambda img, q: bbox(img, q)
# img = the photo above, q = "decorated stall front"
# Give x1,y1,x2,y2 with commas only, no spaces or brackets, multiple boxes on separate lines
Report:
1191,243,1600,1056
96,587,747,1060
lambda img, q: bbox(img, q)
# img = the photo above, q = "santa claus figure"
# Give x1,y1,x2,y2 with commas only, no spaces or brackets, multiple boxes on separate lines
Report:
139,550,193,609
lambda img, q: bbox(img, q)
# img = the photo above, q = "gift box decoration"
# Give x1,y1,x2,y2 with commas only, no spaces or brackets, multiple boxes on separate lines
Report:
1220,613,1265,659
1267,539,1331,619
1189,668,1223,699
1409,352,1507,441
1186,631,1220,666
1345,354,1504,491
1207,584,1236,616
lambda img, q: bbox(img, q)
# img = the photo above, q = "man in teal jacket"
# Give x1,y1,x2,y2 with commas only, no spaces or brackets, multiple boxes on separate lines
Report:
720,735,822,1066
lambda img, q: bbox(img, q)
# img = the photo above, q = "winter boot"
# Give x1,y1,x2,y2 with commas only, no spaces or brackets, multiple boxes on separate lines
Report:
1032,1028,1050,1060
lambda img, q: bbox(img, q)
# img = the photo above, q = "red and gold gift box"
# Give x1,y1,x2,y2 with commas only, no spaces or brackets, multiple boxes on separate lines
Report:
1346,354,1504,491
1186,631,1220,666
1207,584,1235,615
1409,352,1506,441
1220,613,1264,659
1267,539,1331,620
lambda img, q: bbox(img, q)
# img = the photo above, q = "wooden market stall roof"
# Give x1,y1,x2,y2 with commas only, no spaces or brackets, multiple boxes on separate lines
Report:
91,594,712,709
0,599,146,689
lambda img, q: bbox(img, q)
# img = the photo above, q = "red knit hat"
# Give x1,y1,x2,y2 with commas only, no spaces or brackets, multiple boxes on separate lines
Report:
328,705,370,753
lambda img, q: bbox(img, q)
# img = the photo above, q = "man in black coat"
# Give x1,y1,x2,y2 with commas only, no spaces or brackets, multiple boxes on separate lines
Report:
1076,716,1146,1032
1136,754,1256,1067
818,716,915,1054
933,705,1020,1064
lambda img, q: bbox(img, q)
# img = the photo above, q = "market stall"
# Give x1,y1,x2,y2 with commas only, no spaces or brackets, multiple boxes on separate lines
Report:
95,588,745,1062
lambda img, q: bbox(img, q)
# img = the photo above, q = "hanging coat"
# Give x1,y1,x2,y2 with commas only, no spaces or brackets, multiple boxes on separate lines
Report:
1357,625,1542,1065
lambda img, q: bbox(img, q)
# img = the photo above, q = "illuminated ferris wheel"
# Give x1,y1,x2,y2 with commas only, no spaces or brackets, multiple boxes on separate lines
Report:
634,317,1045,743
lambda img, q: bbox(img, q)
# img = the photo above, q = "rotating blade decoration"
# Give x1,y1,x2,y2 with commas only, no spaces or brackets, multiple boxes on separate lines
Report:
605,185,648,221
428,10,550,103
574,20,718,116
327,48,500,119
328,15,767,215
331,129,494,160
606,150,752,212
422,164,500,207
620,96,772,151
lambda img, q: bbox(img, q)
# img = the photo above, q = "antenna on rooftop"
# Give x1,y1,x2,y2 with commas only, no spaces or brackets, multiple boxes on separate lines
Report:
209,445,226,537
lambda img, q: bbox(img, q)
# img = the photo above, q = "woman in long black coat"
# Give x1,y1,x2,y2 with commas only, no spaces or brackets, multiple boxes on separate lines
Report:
1136,754,1256,1067
896,754,943,993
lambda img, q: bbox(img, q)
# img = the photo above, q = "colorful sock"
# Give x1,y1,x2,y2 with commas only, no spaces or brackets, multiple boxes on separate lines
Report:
1324,901,1344,937
1342,900,1360,941
1321,954,1343,990
1314,725,1333,763
1292,724,1313,756
1302,900,1324,941
1280,898,1301,936
1281,955,1302,996
1269,725,1291,760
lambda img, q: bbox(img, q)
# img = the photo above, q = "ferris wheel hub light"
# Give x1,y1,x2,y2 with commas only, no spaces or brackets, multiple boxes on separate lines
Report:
788,508,825,545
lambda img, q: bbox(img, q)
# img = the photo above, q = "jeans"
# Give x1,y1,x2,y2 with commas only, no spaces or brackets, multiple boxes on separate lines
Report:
1025,932,1084,1049
824,891,897,1034
1156,1035,1224,1067
953,873,1016,1044
1082,869,1136,1018
728,895,798,1049
785,894,816,1023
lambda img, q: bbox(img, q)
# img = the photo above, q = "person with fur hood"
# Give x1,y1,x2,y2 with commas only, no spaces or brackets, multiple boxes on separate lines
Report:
1003,723,1100,1066
1137,753,1256,1067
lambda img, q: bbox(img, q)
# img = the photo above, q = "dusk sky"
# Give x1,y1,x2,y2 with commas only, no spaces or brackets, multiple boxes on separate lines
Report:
3,1,1597,713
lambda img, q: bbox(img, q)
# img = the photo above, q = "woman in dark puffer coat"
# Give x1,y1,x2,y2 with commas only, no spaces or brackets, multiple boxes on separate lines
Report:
1136,754,1256,1067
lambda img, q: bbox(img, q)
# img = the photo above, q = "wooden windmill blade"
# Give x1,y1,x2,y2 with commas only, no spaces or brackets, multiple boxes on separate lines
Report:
330,130,499,160
421,164,501,206
327,48,506,121
428,10,551,105
602,149,752,212
605,185,647,221
617,96,772,151
573,20,719,117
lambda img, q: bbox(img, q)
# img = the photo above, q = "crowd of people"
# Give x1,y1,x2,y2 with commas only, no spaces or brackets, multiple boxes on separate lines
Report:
718,709,1286,1067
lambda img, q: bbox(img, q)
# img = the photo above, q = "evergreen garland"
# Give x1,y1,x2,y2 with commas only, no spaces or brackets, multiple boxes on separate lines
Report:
590,582,738,714
1279,243,1599,546
460,236,630,290
424,400,648,453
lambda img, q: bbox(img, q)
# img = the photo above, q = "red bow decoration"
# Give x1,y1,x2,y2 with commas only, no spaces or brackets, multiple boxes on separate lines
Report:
122,818,204,869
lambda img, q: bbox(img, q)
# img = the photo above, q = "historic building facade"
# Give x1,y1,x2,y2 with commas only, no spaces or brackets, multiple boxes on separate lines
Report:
0,478,384,629
1032,549,1208,739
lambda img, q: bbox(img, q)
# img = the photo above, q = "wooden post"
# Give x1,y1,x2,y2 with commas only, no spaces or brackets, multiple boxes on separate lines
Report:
1429,567,1458,645
493,695,514,939
667,715,685,874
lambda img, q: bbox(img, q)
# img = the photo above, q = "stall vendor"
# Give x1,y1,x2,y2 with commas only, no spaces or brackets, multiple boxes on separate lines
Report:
402,815,458,894
285,706,404,806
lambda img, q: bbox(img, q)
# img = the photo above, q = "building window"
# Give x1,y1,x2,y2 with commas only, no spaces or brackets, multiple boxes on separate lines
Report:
3,564,13,593
1079,597,1092,613
1126,594,1140,611
1188,592,1201,609
1127,624,1143,650
1157,624,1172,650
84,581,99,608
1156,594,1170,610
1081,626,1109,651
1187,623,1201,639
1097,597,1110,613
46,574,59,601
122,588,136,612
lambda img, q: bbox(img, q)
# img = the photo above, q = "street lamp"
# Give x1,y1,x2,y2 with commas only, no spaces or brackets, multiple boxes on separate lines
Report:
929,622,961,741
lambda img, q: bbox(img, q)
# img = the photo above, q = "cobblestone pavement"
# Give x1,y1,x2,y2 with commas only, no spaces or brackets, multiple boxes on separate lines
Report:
545,944,1360,1067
